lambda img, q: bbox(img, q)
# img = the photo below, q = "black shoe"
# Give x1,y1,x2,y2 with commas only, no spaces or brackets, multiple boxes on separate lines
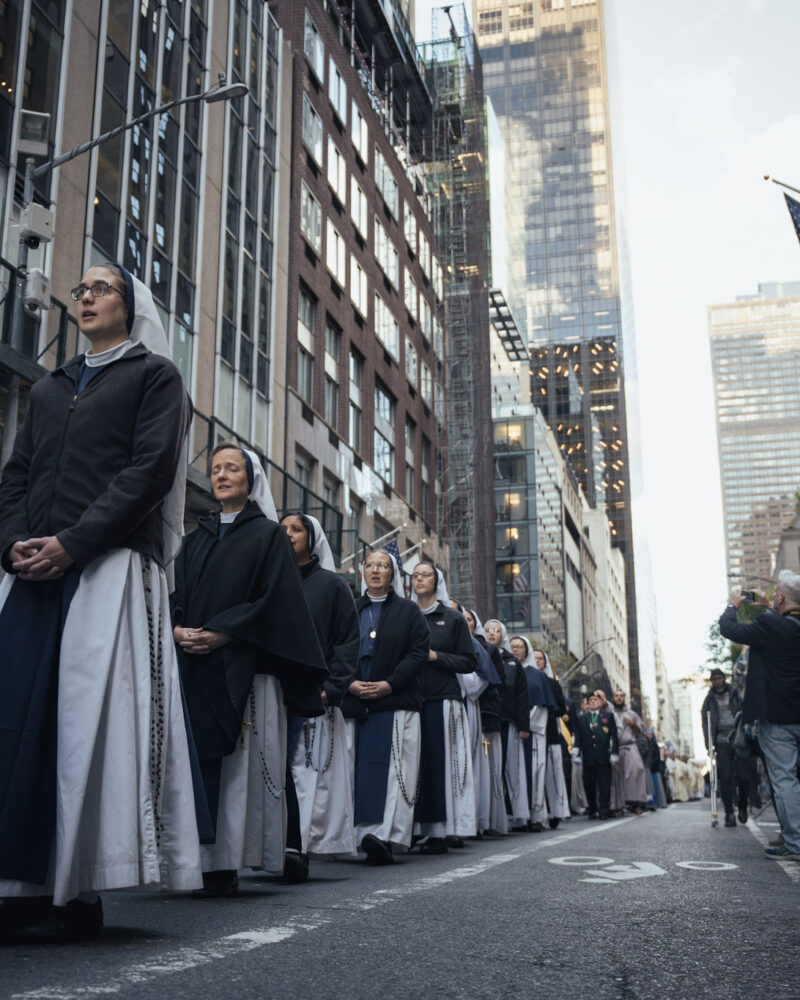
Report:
361,834,393,865
548,818,560,830
738,807,748,825
587,812,599,820
445,836,465,849
193,869,239,898
0,896,53,934
283,851,309,884
510,825,528,832
419,837,448,855
9,898,104,941
482,828,505,838
724,813,736,828
529,821,544,833
599,812,610,820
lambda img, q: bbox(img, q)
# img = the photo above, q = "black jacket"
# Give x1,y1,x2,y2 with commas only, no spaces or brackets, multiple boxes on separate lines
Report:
700,682,743,749
417,601,476,702
545,675,567,746
497,648,531,733
478,637,504,732
574,710,619,766
299,557,359,707
719,605,800,725
0,344,189,571
171,502,328,759
340,589,430,719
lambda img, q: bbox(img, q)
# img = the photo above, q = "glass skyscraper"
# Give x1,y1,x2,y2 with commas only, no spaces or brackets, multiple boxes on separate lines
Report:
473,0,640,705
710,283,800,584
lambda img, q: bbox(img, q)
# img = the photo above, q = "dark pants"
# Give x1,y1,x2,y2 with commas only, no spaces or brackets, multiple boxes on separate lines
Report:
715,739,748,815
583,761,612,817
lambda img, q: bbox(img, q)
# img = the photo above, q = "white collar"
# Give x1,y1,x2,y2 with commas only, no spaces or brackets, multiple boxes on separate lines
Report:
84,339,135,367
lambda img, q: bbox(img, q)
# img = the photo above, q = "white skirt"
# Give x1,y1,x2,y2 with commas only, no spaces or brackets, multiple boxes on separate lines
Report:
291,706,356,856
529,731,548,824
0,550,202,906
545,744,571,819
482,730,508,834
415,699,477,839
504,723,529,826
201,674,287,875
346,711,421,850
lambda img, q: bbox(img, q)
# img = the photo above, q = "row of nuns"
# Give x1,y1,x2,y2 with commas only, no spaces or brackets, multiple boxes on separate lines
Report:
173,443,583,890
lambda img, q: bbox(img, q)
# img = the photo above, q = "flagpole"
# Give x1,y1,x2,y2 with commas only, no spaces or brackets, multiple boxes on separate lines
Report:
764,175,800,197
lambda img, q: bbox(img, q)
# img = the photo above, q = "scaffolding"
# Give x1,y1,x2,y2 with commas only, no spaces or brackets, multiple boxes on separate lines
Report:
419,5,495,614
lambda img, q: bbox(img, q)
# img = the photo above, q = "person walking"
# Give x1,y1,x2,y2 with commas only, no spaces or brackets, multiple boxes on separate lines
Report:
700,668,748,827
574,691,619,820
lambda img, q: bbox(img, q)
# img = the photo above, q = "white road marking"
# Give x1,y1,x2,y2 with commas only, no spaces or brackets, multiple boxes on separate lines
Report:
548,855,615,867
9,819,633,1000
674,861,737,871
745,817,800,884
579,861,666,883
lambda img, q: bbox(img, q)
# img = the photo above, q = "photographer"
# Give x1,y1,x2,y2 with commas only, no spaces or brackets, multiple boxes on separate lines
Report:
700,669,747,826
719,573,800,861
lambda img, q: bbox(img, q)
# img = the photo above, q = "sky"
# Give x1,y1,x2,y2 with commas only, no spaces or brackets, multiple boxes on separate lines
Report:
415,0,800,682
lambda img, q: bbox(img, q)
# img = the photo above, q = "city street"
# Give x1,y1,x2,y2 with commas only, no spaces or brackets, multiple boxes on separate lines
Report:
2,802,797,1000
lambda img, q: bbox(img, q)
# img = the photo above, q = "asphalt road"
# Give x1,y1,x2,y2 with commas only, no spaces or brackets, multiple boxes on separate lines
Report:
2,802,798,1000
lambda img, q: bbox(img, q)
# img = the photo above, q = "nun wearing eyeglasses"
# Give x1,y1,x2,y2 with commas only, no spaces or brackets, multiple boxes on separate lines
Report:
340,550,429,865
171,445,327,897
408,567,476,853
470,610,508,835
0,263,201,938
280,512,359,882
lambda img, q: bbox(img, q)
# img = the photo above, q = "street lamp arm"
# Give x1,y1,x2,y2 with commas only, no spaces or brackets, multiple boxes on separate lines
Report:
560,637,614,684
32,80,248,179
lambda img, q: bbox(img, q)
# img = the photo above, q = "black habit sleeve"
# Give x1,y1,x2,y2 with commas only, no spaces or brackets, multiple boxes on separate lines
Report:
385,601,430,694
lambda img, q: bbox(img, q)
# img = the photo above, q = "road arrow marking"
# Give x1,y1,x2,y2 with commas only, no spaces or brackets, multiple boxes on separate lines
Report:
580,861,666,882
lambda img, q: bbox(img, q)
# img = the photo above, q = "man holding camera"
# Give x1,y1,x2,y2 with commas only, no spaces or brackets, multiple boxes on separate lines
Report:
719,572,800,860
700,668,747,827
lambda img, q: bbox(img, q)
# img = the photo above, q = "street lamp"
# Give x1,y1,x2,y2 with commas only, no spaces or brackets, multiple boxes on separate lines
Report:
2,75,248,466
560,637,614,685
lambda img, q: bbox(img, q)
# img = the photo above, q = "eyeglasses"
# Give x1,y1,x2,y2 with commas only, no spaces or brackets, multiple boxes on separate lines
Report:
70,281,125,301
365,561,390,571
411,571,434,580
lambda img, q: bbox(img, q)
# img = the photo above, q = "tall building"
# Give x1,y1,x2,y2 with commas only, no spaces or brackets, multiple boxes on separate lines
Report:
709,283,800,584
472,0,640,708
418,5,495,612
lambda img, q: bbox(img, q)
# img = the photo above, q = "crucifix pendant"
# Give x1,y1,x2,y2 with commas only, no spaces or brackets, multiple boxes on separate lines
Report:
370,629,377,639
483,736,490,757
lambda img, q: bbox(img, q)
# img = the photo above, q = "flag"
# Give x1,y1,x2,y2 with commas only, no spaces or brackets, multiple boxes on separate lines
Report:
784,193,800,246
384,538,403,571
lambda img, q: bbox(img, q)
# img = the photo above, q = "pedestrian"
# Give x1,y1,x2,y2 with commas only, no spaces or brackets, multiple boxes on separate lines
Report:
719,575,800,860
611,689,648,815
342,551,429,864
509,637,557,832
484,620,531,830
573,690,619,820
470,610,508,836
280,512,360,882
0,264,201,938
410,565,476,852
172,445,328,897
533,649,571,828
640,728,667,809
700,668,749,826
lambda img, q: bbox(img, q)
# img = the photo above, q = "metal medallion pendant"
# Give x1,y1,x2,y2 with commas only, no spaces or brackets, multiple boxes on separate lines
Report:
370,629,377,639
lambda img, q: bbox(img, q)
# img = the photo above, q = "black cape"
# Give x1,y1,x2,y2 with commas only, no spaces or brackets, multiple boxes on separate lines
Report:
299,556,359,707
171,501,327,759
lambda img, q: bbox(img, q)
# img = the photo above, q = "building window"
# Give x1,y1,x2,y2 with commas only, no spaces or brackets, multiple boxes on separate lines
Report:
351,254,368,315
405,416,416,505
326,220,347,286
300,181,321,255
374,146,398,217
421,361,432,404
374,382,395,485
304,10,324,79
297,285,316,404
324,376,339,428
419,232,431,278
298,347,314,404
351,176,368,237
405,337,418,386
374,216,399,287
420,296,432,341
432,255,443,301
302,94,323,165
374,431,394,484
404,202,418,254
327,136,347,202
328,56,347,122
298,284,316,341
375,293,399,358
404,268,418,321
349,348,363,453
421,435,431,522
351,100,369,162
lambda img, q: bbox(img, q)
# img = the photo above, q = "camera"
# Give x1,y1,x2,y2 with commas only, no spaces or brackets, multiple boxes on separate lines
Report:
743,590,757,604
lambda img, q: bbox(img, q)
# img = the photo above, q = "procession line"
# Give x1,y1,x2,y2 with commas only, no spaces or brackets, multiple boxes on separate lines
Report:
9,819,632,1000
744,817,800,884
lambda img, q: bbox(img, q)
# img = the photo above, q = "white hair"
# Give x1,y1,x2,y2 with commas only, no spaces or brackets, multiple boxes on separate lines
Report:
777,569,800,605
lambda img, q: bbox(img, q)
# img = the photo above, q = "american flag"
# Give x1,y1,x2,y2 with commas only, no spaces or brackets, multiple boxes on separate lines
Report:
384,538,403,570
784,193,800,246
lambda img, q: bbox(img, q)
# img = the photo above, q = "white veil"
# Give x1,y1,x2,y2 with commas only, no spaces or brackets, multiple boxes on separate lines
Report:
410,564,451,607
305,514,336,571
468,609,487,640
242,447,278,523
361,550,405,599
484,619,512,653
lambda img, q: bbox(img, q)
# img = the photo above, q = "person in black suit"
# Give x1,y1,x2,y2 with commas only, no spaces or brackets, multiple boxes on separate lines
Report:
573,690,619,819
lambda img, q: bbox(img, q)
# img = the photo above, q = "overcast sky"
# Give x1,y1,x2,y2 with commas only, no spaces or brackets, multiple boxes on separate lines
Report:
415,0,800,680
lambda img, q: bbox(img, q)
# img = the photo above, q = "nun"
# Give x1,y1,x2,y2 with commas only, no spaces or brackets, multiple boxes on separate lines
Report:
409,566,476,853
484,620,531,830
341,549,429,864
0,263,201,937
280,512,359,881
459,605,505,837
171,443,327,896
509,637,558,832
532,648,571,827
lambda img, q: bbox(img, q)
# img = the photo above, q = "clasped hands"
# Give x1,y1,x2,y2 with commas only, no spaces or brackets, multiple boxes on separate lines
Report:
174,626,230,655
349,680,392,699
9,537,73,581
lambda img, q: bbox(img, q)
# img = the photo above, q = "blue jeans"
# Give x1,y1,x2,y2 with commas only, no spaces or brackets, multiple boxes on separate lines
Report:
758,720,800,852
